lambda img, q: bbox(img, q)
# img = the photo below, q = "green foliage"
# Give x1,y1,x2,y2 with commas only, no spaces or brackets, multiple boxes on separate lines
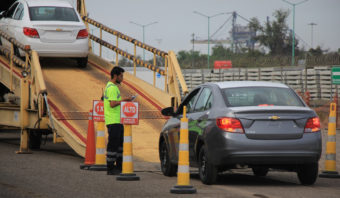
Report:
248,9,299,55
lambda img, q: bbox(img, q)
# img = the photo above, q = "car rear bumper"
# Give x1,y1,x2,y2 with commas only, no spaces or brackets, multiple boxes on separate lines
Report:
20,38,89,58
207,130,322,166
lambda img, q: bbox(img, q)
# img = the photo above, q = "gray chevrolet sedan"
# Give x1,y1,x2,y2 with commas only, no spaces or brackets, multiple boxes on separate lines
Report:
159,81,321,185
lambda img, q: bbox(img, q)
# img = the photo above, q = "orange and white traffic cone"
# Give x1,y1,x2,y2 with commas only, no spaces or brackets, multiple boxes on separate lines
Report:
80,110,96,169
170,106,196,194
116,125,140,181
89,121,107,171
319,103,340,178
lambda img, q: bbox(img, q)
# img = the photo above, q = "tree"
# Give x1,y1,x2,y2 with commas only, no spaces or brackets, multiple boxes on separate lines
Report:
248,9,299,55
308,46,323,56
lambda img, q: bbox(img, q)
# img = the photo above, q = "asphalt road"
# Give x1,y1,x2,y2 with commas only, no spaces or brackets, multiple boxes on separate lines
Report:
1,130,340,198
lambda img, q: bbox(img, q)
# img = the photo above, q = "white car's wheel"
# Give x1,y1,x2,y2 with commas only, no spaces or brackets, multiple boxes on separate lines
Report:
77,57,88,68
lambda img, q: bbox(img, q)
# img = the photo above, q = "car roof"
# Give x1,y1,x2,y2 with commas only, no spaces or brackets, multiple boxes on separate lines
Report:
25,0,73,8
211,81,289,89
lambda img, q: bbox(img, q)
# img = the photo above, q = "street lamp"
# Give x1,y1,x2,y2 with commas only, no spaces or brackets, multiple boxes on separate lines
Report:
130,21,158,61
308,22,317,49
193,11,227,70
282,0,309,66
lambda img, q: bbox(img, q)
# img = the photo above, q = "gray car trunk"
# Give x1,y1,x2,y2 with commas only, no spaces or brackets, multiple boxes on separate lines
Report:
231,106,313,140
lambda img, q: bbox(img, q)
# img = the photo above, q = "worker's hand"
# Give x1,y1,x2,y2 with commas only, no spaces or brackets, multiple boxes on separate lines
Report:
124,96,134,101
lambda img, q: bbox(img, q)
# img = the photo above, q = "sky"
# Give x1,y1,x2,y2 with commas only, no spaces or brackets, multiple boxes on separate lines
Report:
76,0,340,60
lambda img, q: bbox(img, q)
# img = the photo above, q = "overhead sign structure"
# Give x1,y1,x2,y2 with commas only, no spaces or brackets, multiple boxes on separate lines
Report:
93,100,104,122
332,67,340,85
121,102,139,125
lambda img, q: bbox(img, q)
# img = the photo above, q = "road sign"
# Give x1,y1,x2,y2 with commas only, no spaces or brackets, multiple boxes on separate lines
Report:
332,66,340,85
93,100,104,122
121,102,139,125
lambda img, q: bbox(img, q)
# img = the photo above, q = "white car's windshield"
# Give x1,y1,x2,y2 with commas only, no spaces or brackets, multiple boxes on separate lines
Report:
223,87,305,107
29,6,79,22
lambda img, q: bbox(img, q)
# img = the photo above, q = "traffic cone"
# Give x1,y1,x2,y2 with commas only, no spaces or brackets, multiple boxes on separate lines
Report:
170,106,196,194
89,121,107,171
319,102,340,178
116,125,140,181
80,110,96,169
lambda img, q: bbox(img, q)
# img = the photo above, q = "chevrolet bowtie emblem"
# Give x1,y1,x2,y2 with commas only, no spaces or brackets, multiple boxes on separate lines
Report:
269,116,280,120
56,28,62,31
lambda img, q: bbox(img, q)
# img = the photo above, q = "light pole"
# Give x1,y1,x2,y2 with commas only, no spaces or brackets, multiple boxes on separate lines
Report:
130,21,158,61
308,22,317,49
193,11,227,70
282,0,309,66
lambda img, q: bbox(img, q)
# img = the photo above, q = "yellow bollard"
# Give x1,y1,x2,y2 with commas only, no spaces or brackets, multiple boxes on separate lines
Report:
89,121,107,171
320,102,340,178
170,106,196,194
116,125,140,181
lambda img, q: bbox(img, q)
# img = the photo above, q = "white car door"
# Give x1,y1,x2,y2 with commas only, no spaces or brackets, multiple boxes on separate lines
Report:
0,2,19,49
8,3,25,55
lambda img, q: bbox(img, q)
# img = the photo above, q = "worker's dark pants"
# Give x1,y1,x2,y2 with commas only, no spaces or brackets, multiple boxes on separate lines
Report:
106,124,124,171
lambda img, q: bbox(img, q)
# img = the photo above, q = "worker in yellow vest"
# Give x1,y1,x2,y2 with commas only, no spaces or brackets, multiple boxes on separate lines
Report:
103,66,133,175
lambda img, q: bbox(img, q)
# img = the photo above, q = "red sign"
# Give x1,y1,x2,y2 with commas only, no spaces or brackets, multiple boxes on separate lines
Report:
121,102,139,125
93,100,104,122
214,60,232,69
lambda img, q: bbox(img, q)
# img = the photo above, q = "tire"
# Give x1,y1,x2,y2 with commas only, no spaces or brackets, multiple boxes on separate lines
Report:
252,167,269,177
159,141,177,176
29,130,42,149
297,163,318,185
77,57,88,68
198,145,217,185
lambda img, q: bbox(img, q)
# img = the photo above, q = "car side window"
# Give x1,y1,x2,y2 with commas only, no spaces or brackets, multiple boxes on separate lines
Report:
204,93,213,110
177,88,200,115
6,2,19,18
186,91,199,113
194,88,212,112
13,3,24,20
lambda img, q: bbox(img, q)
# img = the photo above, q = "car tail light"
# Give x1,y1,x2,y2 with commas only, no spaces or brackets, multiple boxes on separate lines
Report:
304,117,320,133
216,117,244,133
23,27,39,38
77,29,88,39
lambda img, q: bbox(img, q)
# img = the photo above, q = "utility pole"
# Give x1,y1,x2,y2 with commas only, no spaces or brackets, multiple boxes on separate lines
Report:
308,22,317,49
192,33,195,67
282,0,309,66
130,21,158,61
193,11,227,70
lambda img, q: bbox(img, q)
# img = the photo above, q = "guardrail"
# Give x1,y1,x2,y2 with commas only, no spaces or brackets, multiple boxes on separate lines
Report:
81,15,188,106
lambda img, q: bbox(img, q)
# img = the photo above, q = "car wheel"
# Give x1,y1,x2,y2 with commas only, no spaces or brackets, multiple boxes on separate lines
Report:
199,145,217,185
159,141,177,176
252,167,269,177
297,163,318,185
77,57,88,68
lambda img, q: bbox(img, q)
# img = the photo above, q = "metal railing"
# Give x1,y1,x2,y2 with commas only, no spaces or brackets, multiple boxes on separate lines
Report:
81,16,188,105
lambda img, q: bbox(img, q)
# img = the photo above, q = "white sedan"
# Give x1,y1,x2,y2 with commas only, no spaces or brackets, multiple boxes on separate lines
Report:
0,0,89,67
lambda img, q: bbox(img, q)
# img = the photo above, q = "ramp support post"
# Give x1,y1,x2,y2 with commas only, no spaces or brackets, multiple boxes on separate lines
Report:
16,77,31,154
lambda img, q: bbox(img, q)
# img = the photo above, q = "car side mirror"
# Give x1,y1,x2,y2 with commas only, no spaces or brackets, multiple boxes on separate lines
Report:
161,107,175,117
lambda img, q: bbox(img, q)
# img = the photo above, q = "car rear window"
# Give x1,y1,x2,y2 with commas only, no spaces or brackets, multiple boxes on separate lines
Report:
29,6,79,21
222,87,304,107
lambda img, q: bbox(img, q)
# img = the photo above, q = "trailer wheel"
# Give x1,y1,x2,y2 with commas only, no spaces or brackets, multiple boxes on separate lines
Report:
29,130,42,149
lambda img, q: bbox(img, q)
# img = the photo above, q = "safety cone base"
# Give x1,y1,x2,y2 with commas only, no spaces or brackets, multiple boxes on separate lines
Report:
87,164,107,171
170,185,197,194
116,173,140,181
80,164,92,170
319,171,340,178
